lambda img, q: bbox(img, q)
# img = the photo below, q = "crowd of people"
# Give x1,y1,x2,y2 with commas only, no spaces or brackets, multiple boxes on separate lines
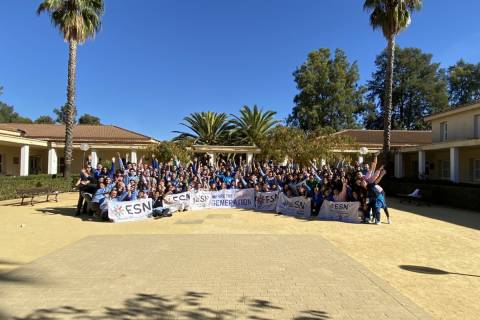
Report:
75,153,390,224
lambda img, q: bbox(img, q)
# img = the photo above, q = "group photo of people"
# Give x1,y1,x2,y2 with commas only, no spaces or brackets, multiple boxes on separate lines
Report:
75,152,390,225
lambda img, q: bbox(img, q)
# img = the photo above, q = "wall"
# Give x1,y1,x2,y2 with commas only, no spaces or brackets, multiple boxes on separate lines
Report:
460,146,480,183
431,108,480,143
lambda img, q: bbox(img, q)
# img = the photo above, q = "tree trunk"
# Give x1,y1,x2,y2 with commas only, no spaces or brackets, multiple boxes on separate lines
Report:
64,40,77,178
383,35,395,159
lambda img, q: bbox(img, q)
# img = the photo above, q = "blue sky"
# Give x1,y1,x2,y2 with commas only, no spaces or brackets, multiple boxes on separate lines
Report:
1,0,480,140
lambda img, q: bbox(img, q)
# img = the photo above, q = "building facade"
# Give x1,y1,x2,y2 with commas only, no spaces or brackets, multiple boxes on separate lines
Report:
0,124,159,176
396,101,480,183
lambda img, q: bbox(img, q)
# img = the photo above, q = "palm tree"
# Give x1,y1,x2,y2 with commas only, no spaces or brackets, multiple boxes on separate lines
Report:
173,112,233,145
230,105,279,146
37,0,104,177
364,0,422,157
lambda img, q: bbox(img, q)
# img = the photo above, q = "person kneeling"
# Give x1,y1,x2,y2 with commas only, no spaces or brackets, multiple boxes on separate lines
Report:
151,190,172,218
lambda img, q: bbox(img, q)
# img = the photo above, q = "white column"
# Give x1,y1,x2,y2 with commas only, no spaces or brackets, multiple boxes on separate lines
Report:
20,145,29,176
450,147,460,183
418,150,426,178
90,149,98,168
394,152,404,178
130,149,137,164
246,153,253,165
207,153,215,166
358,156,364,164
47,148,58,175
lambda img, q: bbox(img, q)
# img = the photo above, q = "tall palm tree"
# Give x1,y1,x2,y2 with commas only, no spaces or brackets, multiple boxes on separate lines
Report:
230,105,279,146
37,0,104,177
173,112,233,145
364,0,422,157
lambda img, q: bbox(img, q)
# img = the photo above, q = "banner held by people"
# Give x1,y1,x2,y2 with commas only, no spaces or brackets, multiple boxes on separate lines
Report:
210,189,255,209
276,193,311,217
163,191,191,212
318,200,361,223
255,191,279,211
108,198,153,223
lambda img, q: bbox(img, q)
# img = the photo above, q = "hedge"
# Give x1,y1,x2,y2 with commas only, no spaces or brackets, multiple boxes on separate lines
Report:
0,174,78,201
382,178,480,211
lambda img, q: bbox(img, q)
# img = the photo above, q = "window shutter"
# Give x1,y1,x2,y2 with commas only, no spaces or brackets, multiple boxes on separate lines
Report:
469,158,474,182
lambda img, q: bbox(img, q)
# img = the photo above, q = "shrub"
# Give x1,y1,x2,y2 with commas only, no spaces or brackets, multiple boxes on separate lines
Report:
0,174,77,201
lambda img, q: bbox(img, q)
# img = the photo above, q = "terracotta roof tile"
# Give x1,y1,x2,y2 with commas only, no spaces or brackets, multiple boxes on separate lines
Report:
334,129,432,147
0,123,155,144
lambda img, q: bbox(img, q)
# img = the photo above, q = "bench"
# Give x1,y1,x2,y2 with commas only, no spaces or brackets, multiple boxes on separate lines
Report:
397,188,431,206
16,187,59,206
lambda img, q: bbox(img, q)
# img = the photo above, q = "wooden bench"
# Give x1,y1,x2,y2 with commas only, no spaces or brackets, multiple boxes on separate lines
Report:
16,187,59,206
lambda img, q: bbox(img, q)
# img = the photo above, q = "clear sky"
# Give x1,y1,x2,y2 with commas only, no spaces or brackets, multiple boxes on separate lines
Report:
1,0,480,140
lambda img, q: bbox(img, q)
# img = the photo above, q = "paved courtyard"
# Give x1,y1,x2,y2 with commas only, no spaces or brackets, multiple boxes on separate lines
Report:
0,193,479,319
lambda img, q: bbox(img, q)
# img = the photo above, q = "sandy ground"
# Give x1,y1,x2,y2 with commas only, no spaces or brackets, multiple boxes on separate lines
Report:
0,192,479,319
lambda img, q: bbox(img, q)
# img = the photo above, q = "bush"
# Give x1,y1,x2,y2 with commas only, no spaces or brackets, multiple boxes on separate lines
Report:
0,174,77,201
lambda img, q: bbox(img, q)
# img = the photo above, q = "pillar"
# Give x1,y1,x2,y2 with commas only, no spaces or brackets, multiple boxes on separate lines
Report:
207,153,215,166
246,153,253,165
450,147,460,183
47,147,58,175
20,145,29,176
418,150,426,178
90,150,98,168
394,152,404,178
130,149,137,164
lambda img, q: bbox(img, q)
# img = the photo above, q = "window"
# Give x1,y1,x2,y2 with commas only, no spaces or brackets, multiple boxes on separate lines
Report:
440,121,448,141
475,115,480,139
441,160,450,179
475,159,480,181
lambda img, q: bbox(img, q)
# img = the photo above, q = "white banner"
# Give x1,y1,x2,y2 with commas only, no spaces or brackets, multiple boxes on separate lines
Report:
275,193,311,217
190,190,213,211
209,189,255,209
255,191,279,211
163,191,191,212
108,198,153,223
318,200,361,223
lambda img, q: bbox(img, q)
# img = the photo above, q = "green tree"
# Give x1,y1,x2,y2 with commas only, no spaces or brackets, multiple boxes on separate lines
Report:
447,60,480,106
53,104,77,124
257,126,352,166
230,105,279,146
173,111,233,145
78,113,101,125
34,115,55,124
364,0,422,156
38,0,104,178
0,102,32,123
147,141,192,165
288,48,365,131
365,47,448,130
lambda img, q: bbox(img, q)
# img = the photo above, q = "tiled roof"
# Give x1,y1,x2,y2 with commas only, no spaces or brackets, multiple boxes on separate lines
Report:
334,129,432,147
0,123,156,144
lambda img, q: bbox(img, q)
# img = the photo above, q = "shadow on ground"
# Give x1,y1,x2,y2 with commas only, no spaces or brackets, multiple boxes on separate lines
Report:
389,198,480,230
400,265,480,278
13,291,330,320
34,207,103,222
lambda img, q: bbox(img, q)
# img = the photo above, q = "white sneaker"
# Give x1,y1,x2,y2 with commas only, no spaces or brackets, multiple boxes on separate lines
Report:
375,220,381,225
387,218,391,224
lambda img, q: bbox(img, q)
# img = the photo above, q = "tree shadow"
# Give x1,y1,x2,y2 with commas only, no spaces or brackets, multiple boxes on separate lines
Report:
14,292,329,320
293,310,330,320
400,265,480,278
389,197,480,230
